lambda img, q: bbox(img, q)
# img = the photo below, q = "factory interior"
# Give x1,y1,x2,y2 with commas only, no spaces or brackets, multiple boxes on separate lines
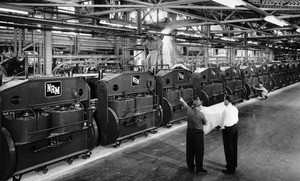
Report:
0,0,300,181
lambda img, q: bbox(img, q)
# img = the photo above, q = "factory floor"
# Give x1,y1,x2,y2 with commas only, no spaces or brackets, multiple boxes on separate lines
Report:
22,83,300,181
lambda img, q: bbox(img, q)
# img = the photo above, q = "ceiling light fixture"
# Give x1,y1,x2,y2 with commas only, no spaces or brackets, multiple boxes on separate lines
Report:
296,28,300,33
221,37,237,42
0,7,28,15
212,0,246,9
264,16,290,27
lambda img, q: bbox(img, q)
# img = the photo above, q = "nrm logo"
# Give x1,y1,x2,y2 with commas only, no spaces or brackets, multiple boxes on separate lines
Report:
46,82,61,96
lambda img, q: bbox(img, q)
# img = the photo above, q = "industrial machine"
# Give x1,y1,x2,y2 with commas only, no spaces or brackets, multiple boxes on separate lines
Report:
0,77,97,181
279,63,291,86
293,63,300,82
93,70,163,147
155,68,193,127
287,63,298,84
268,63,283,89
192,67,225,106
258,64,274,91
220,66,245,103
240,65,259,99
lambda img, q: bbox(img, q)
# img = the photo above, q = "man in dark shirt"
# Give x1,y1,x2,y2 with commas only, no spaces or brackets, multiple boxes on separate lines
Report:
179,96,208,175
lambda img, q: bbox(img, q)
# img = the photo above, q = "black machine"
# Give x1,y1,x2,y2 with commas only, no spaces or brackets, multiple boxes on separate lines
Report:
220,66,245,103
192,67,225,106
240,65,259,99
280,63,291,86
0,77,97,181
268,63,283,89
289,63,300,83
258,64,274,91
92,71,163,147
155,68,193,127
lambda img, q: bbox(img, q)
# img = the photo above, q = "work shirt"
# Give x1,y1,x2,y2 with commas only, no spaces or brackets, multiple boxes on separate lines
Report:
220,103,239,129
261,87,268,93
186,107,206,130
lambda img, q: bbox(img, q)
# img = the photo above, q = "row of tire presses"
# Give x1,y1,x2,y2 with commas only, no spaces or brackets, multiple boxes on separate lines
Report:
192,62,300,106
1,62,300,181
0,67,194,181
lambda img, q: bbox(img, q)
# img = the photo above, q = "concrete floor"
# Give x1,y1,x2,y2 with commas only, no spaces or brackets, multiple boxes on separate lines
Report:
21,83,300,181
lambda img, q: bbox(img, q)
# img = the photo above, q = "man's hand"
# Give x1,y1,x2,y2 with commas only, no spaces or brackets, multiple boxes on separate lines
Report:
179,97,184,103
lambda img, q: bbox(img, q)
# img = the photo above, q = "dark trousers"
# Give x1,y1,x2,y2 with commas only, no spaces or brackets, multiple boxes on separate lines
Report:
186,128,204,172
222,124,238,171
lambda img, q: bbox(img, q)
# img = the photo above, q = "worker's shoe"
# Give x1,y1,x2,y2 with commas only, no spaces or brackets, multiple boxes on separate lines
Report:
222,169,235,174
197,169,208,175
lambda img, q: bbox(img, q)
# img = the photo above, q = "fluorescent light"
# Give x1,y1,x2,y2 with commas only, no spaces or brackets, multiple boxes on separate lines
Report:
177,31,204,37
0,7,28,15
264,16,290,27
296,28,300,33
100,20,123,27
212,0,246,9
221,37,237,42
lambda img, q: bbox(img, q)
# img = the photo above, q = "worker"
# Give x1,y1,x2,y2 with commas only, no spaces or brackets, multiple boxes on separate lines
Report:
253,83,269,99
179,97,208,175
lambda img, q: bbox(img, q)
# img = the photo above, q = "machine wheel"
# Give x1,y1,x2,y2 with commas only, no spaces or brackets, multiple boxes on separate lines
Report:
244,83,251,99
0,65,7,77
91,118,99,146
242,86,247,99
1,127,16,181
155,105,164,127
161,98,172,127
200,90,209,106
100,107,119,146
267,78,274,91
225,86,233,95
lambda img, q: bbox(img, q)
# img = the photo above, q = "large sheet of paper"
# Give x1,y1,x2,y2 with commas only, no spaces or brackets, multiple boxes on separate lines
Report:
200,103,226,135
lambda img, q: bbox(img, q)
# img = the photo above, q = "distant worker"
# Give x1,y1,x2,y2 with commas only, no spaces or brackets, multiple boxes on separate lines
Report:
142,34,163,73
179,96,208,175
253,83,269,99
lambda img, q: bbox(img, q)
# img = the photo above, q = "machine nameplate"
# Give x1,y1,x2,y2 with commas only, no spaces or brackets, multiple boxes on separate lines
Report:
45,81,62,98
131,75,140,86
178,72,184,80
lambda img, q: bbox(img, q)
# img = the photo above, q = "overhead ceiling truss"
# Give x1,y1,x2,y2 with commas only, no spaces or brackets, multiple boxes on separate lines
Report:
1,0,300,50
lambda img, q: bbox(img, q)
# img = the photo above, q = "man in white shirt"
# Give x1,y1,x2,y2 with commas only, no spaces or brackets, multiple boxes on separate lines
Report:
219,95,239,174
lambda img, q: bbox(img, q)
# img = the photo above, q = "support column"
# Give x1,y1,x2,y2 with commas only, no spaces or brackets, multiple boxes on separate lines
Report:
14,28,18,57
75,34,80,54
205,25,211,67
123,38,130,65
231,47,236,65
244,49,248,63
18,28,23,57
137,8,142,35
43,30,52,75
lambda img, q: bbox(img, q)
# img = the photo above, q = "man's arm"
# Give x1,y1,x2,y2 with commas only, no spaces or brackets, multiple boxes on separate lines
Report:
199,111,207,126
252,86,261,91
179,97,189,109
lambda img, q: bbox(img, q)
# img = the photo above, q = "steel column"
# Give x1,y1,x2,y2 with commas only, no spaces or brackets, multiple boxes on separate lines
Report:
43,30,52,75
